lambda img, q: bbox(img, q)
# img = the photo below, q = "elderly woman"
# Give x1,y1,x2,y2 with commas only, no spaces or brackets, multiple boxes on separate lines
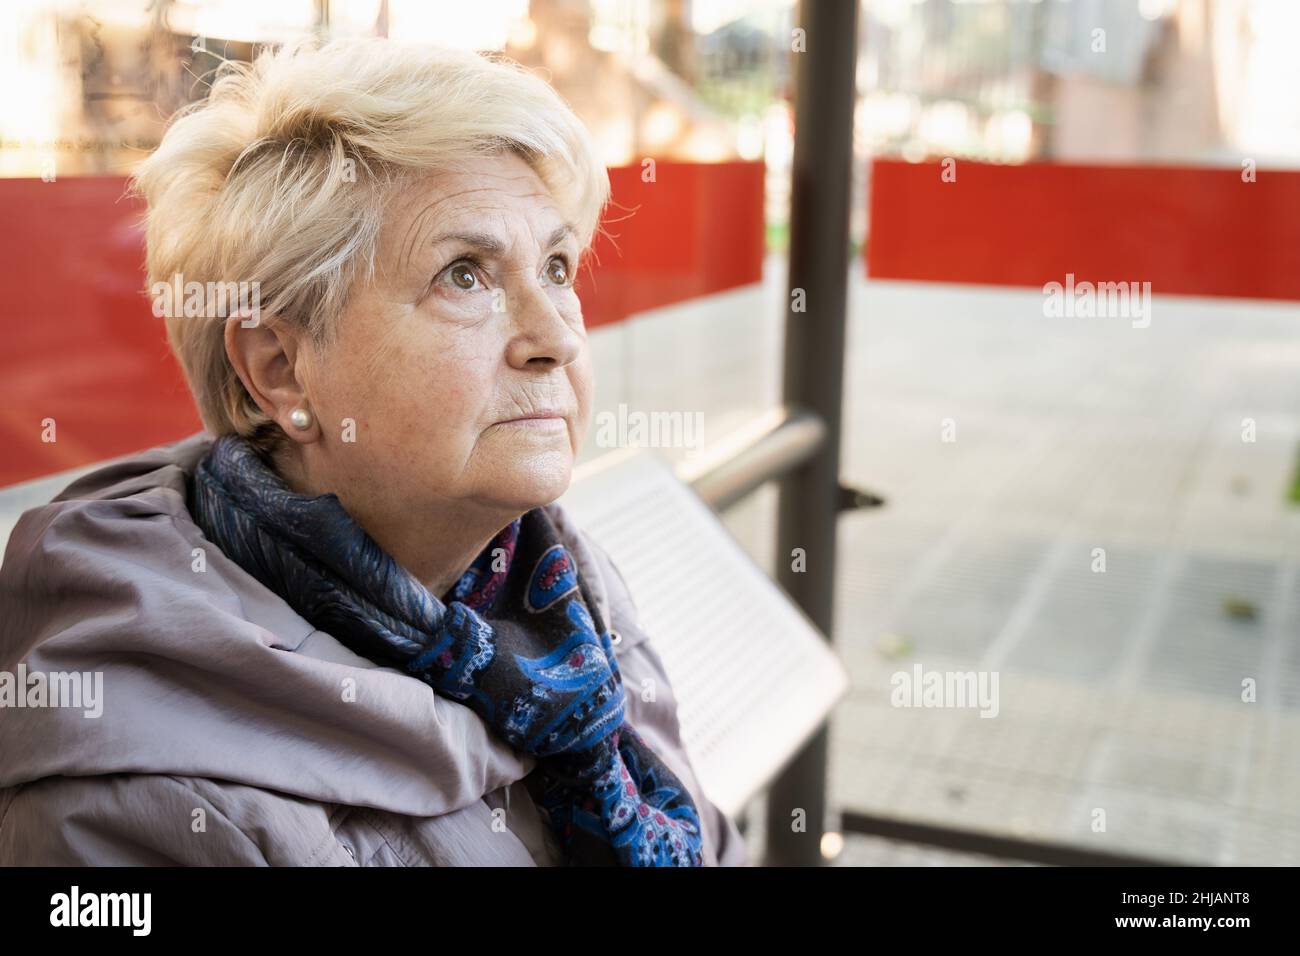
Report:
0,37,746,867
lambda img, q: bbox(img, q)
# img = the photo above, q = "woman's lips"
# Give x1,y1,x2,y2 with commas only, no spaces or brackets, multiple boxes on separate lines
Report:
497,412,567,428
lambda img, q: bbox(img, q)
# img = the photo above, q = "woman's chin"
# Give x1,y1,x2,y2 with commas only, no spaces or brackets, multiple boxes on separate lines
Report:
483,456,573,509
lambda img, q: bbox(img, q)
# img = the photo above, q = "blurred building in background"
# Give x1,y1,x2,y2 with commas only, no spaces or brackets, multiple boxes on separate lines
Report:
4,1,1298,242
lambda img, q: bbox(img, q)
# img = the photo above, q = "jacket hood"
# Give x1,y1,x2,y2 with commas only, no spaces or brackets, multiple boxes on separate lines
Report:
0,432,621,818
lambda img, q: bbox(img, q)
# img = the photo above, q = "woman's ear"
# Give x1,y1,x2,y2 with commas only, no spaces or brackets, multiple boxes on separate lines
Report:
224,316,319,443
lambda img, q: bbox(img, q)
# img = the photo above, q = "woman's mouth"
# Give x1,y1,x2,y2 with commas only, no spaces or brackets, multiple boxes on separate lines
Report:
497,411,567,428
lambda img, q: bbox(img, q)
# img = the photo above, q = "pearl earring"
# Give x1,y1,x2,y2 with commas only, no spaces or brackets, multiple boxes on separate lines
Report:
288,408,313,430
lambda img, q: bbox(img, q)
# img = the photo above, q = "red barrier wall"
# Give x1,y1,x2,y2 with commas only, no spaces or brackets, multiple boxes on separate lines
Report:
0,177,200,485
582,160,766,326
866,158,1300,302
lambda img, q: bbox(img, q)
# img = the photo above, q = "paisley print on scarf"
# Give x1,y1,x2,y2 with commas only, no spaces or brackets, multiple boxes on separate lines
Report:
525,544,579,613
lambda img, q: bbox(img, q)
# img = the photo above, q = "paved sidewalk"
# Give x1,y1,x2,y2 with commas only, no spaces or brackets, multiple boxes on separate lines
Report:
722,275,1300,865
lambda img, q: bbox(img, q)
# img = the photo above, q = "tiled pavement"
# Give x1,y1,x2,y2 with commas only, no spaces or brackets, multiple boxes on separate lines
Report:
714,273,1300,865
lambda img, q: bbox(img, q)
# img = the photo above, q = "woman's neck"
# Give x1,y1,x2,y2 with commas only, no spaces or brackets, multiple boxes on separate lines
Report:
371,503,517,598
271,443,520,598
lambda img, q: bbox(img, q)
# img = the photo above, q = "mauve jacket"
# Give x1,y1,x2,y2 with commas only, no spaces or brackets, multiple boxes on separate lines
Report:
0,433,747,866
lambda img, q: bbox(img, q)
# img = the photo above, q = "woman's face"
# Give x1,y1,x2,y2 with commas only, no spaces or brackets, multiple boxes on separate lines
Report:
295,151,593,518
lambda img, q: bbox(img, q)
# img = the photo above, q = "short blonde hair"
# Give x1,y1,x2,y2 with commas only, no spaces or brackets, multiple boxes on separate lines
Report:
130,36,610,448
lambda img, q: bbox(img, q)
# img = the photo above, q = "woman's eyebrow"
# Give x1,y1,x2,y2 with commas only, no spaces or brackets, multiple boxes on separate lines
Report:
545,223,577,249
428,230,507,256
428,223,576,256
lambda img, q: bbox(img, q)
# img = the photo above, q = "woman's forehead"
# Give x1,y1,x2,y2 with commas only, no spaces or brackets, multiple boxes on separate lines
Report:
386,164,571,266
407,155,556,215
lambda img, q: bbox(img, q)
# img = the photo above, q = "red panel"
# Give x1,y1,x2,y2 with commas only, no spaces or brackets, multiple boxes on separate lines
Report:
0,161,765,485
581,159,766,328
0,177,201,487
866,158,1300,301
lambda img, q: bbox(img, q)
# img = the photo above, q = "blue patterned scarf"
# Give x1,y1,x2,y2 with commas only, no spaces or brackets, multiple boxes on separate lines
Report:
188,434,704,867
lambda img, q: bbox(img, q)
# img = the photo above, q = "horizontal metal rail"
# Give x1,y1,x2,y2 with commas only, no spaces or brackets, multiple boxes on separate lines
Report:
676,404,827,511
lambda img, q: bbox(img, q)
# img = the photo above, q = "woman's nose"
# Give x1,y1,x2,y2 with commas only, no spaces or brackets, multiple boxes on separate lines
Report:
503,280,582,370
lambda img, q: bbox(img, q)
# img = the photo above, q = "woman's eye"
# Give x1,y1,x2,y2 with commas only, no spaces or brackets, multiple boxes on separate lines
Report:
446,260,479,290
431,257,483,294
546,256,570,286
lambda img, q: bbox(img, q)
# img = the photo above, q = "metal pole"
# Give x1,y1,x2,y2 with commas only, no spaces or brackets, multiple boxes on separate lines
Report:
765,0,858,867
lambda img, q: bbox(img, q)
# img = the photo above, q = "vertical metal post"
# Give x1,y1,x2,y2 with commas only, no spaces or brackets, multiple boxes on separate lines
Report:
765,0,859,867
